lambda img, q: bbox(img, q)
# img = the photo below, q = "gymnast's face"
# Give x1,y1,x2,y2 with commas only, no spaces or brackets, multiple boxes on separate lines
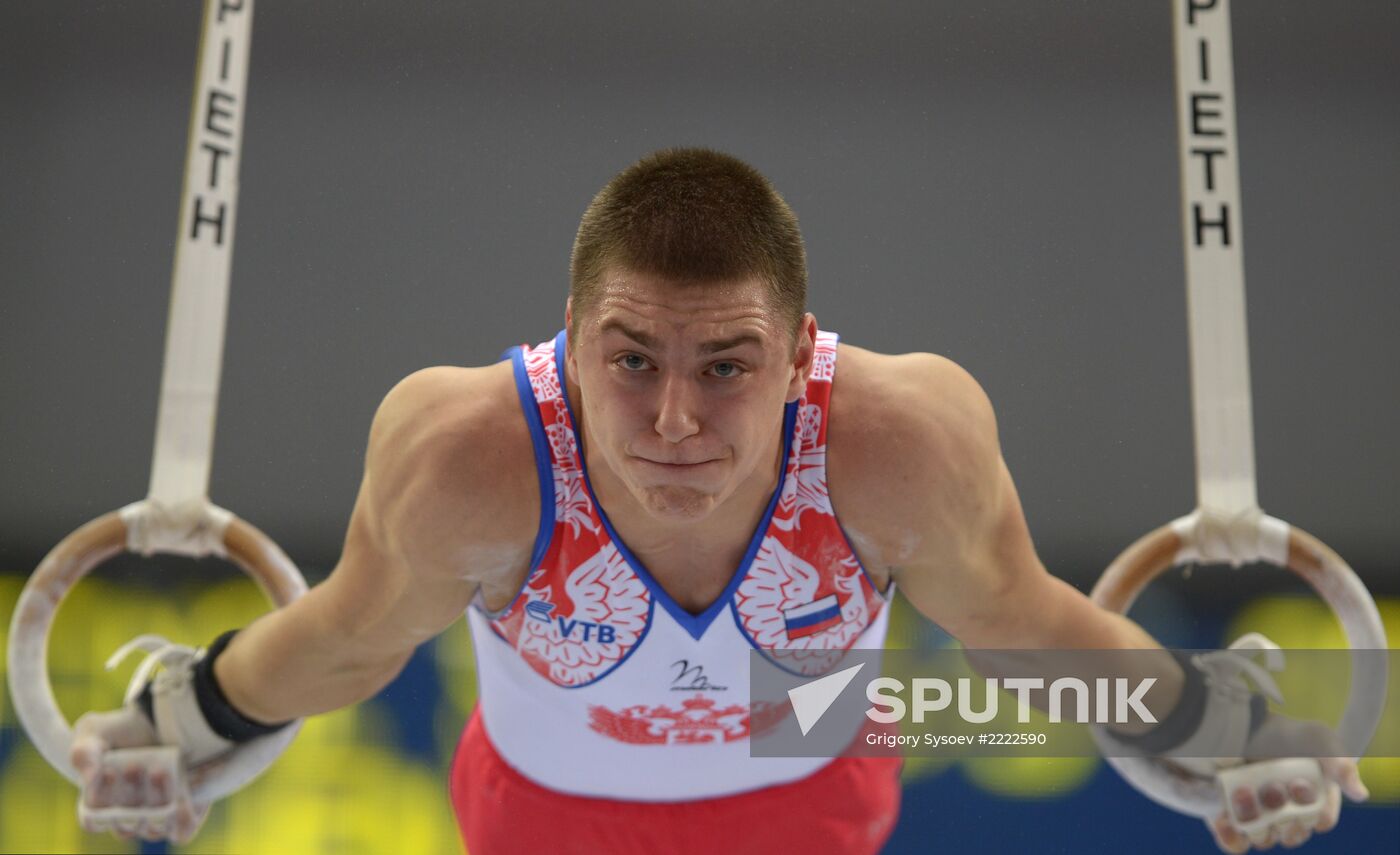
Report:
566,269,815,523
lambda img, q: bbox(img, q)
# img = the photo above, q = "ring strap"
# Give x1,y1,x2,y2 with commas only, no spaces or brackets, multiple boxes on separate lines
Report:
1173,0,1258,516
148,0,255,513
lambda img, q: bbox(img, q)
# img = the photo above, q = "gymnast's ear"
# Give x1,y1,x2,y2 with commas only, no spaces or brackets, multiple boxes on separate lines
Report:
785,313,818,403
564,298,576,375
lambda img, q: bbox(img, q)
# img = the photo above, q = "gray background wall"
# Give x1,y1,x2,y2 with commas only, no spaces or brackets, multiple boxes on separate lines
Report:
3,1,1396,590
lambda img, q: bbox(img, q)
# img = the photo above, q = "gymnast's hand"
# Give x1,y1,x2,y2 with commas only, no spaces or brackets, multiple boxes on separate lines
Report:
67,633,234,844
71,706,212,844
1204,714,1369,853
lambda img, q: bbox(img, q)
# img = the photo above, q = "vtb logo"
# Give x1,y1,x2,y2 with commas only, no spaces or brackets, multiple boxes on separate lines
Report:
525,600,617,643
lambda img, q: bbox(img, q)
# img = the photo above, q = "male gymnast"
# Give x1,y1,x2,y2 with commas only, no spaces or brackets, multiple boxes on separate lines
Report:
70,148,1366,854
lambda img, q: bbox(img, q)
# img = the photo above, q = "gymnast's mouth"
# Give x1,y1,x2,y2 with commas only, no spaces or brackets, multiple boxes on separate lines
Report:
631,456,720,470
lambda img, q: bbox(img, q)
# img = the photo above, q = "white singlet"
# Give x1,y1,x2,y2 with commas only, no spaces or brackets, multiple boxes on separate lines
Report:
466,329,892,801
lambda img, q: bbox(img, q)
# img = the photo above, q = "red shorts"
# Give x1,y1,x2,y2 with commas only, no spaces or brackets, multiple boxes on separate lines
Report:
450,708,902,855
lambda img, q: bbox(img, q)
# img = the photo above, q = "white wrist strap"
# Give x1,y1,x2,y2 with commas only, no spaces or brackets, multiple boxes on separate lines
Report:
107,636,237,767
1169,633,1284,776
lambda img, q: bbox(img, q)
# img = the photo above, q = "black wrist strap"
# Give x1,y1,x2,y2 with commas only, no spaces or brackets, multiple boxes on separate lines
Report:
1110,649,1270,754
1112,649,1208,754
136,628,292,742
195,629,293,741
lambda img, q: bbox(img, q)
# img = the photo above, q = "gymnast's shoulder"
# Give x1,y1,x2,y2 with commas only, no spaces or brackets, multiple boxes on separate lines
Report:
830,342,999,460
828,343,1002,557
358,361,538,569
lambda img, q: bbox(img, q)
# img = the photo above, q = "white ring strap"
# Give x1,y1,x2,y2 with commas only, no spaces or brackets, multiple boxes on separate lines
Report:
1175,0,1257,517
147,0,254,517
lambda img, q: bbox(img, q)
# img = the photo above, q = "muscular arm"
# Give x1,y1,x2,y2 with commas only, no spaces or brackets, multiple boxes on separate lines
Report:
832,350,1182,717
214,365,535,723
844,354,1365,851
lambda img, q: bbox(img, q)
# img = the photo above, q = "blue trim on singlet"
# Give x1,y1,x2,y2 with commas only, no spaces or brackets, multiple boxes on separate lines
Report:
553,328,799,642
474,344,554,620
477,339,655,689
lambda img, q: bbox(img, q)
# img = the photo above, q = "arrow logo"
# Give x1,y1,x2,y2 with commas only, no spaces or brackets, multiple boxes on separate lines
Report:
787,662,865,735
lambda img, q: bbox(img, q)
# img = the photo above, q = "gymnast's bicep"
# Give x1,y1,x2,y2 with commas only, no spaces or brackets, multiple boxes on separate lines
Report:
317,366,537,660
879,358,1057,645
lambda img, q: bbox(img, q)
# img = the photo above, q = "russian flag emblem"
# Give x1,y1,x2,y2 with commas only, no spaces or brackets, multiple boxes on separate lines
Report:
783,595,842,639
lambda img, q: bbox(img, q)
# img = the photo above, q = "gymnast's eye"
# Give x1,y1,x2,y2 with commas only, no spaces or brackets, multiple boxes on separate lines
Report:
709,361,744,378
618,353,650,371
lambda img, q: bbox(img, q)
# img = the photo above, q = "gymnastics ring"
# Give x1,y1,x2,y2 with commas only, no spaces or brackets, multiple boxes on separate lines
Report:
6,500,308,803
1090,512,1389,818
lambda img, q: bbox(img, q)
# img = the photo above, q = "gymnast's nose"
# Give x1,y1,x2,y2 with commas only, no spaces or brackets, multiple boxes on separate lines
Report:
653,373,702,444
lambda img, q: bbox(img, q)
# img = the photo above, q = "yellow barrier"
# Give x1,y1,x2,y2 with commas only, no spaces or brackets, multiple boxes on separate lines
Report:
2,573,1396,853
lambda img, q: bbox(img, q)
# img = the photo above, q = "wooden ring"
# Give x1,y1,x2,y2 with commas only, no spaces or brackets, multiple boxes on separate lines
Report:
1089,514,1388,818
5,503,308,802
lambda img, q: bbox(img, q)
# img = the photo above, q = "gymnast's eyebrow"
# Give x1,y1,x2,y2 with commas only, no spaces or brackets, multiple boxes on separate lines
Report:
598,320,661,350
697,333,763,355
599,320,763,356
